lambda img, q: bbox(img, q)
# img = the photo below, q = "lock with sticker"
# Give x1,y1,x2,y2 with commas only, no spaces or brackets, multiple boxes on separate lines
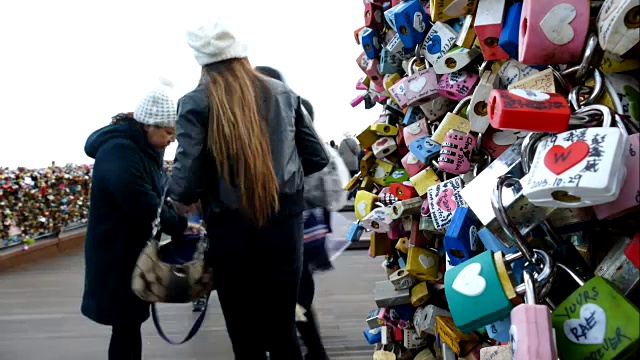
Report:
364,1,385,31
597,0,639,57
426,176,468,230
421,21,460,66
437,129,477,175
444,207,483,266
391,197,424,219
411,282,431,307
522,127,629,208
372,136,399,159
469,62,500,133
474,0,510,60
410,167,442,197
432,105,472,144
488,89,572,133
391,0,430,52
409,135,442,164
551,264,640,360
435,315,481,356
406,246,440,281
433,46,483,75
509,270,558,360
437,70,480,101
403,118,430,146
430,0,479,22
370,232,393,258
497,59,540,89
498,1,523,59
518,0,590,65
484,316,513,343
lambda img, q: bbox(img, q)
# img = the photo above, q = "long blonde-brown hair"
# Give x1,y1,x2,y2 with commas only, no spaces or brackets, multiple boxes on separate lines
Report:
202,58,279,227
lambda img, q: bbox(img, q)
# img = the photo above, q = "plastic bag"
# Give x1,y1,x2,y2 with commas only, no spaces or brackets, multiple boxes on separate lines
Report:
322,144,351,212
325,212,353,262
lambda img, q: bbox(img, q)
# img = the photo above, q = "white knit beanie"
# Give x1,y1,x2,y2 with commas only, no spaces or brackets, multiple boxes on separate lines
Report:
186,19,248,66
133,78,177,128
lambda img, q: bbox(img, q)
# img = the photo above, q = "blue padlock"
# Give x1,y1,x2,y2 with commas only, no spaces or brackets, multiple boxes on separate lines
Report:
398,256,407,269
347,221,365,242
477,227,529,284
393,303,417,322
444,207,482,266
498,1,522,60
485,315,512,343
408,136,441,164
361,27,382,60
402,106,422,126
384,5,400,32
378,47,403,75
363,327,382,344
446,16,465,34
392,0,430,53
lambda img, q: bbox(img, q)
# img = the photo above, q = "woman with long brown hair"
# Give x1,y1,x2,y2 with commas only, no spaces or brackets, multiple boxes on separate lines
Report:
168,20,329,360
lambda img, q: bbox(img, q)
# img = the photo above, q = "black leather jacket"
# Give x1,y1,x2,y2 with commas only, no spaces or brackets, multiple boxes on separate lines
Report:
168,75,329,221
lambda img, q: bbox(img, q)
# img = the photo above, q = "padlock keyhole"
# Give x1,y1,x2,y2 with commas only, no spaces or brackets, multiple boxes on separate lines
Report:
445,58,457,69
521,17,528,37
474,101,488,117
450,249,465,258
399,26,408,35
551,191,582,204
624,6,640,29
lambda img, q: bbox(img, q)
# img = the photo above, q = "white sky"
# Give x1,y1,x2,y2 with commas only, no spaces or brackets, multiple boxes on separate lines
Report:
0,0,376,168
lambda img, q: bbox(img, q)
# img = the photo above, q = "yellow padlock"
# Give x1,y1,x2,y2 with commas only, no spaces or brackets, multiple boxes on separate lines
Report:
360,151,377,174
409,168,441,197
406,247,440,281
410,282,431,307
359,176,375,192
435,316,480,356
395,237,410,254
456,15,477,49
370,232,392,257
370,123,399,136
600,53,640,73
356,128,379,149
371,159,395,186
354,190,378,220
431,113,471,144
507,67,556,93
344,172,361,191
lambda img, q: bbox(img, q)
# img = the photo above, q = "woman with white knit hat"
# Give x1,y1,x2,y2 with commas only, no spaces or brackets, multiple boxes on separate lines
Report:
168,19,329,360
81,80,194,360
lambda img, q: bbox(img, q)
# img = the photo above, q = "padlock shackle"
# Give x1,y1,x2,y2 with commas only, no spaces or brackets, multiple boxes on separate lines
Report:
576,33,600,81
522,270,538,305
521,132,548,173
570,104,614,128
568,68,604,111
514,249,556,299
555,262,586,287
452,96,472,115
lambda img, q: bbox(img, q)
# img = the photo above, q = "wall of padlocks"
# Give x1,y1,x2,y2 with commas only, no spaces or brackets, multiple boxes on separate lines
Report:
0,161,176,250
347,0,639,359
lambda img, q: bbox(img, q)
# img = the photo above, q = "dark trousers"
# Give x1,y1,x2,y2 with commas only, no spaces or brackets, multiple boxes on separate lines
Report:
296,258,327,359
109,323,142,360
207,211,304,360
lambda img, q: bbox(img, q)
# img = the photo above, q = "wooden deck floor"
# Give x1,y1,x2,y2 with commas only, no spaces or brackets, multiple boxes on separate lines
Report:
0,239,381,359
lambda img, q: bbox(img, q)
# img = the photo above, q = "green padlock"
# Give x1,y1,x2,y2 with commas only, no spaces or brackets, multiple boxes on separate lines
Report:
551,264,640,360
384,168,410,185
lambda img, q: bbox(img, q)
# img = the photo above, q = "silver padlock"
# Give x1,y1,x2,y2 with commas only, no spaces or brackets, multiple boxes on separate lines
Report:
595,235,640,296
375,280,411,308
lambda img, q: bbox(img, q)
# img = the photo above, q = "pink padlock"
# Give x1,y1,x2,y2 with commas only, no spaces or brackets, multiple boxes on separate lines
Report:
594,133,640,220
361,207,393,233
357,52,369,73
436,70,480,101
366,58,385,88
518,0,590,64
475,0,511,60
350,94,366,108
510,270,557,360
356,77,369,90
420,198,430,216
437,130,476,174
402,118,429,146
402,152,428,177
404,59,439,107
387,219,408,240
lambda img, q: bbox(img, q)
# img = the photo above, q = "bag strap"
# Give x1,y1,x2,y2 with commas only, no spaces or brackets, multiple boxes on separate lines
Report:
151,178,170,239
151,294,210,345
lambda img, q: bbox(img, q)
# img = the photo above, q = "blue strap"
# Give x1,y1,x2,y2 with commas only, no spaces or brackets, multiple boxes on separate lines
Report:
151,295,209,345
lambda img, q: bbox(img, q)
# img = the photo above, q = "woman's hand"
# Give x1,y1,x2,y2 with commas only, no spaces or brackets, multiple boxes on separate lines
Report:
185,222,203,234
172,200,199,216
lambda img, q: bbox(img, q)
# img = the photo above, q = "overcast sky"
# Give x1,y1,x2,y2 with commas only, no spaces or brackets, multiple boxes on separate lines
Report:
0,0,375,168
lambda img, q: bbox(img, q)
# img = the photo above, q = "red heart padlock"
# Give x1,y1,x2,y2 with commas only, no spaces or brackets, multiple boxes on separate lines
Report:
543,141,590,175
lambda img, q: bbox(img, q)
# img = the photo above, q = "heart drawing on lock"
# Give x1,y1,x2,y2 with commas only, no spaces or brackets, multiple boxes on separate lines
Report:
451,262,486,296
376,138,389,147
357,201,368,218
409,77,428,93
563,303,607,345
419,254,435,269
539,3,577,46
427,34,442,55
543,141,590,175
436,188,457,213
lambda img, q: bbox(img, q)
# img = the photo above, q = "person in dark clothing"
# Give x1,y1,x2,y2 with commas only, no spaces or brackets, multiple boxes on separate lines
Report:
329,140,337,149
169,21,329,360
82,80,192,360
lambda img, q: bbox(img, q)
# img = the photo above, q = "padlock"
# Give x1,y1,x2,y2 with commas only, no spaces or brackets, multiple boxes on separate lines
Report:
401,215,413,233
594,235,640,296
379,48,404,75
456,15,478,49
414,304,451,336
409,135,442,164
509,270,557,360
426,176,467,230
481,127,530,158
420,198,430,216
433,46,482,75
599,72,640,128
593,133,639,219
360,175,376,191
498,1,523,60
411,282,431,307
391,197,423,219
429,0,479,22
370,232,393,257
361,151,377,174
396,236,410,253
384,169,411,186
391,0,430,52
385,31,406,60
551,264,640,360
403,118,430,146
362,207,393,233
597,0,640,57
403,327,428,349
436,70,480,101
497,59,540,89
364,327,383,344
403,60,440,107
413,348,436,360
419,216,446,235
488,89,571,133
354,26,365,45
411,167,442,198
372,136,399,159
437,130,476,174
357,127,379,149
378,307,409,329
346,219,366,243
432,109,472,144
356,51,370,74
469,64,500,133
474,0,510,60
402,106,423,126
389,182,419,201
409,216,430,248
435,316,481,356
402,152,428,178
362,27,383,60
366,58,386,89
626,233,640,270
485,316,513,343
355,190,379,220
373,345,397,360
372,159,396,186
518,0,590,65
367,308,387,329
375,279,411,308
507,67,556,93
522,127,629,208
419,95,457,121
364,1,385,31
390,269,417,291
384,73,403,95
421,21,460,66
444,207,482,266
407,246,440,281
479,345,511,360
